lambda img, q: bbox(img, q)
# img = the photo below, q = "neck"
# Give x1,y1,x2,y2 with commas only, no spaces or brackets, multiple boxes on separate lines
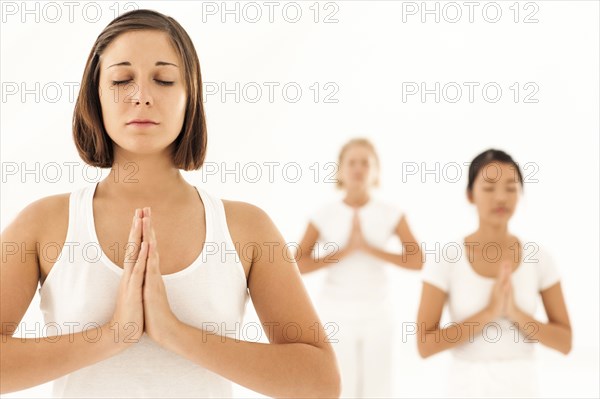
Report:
472,221,511,245
343,188,370,207
97,148,191,205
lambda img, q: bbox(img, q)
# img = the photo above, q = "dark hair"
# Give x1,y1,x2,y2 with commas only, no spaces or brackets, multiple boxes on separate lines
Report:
467,149,524,192
72,9,207,170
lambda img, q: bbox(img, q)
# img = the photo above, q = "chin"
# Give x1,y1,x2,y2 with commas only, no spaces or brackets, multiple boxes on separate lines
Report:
117,142,169,156
487,215,512,225
347,182,368,190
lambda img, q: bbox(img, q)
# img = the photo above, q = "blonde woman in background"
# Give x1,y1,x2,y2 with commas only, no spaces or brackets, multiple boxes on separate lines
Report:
296,138,423,398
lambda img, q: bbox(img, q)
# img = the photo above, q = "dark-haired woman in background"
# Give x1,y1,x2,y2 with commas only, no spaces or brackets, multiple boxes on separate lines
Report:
417,149,572,398
0,9,340,398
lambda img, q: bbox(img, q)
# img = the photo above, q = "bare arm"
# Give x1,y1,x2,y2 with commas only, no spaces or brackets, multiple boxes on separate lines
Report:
508,282,572,355
157,203,341,398
295,222,346,275
364,215,423,270
416,282,495,358
1,326,123,394
0,198,123,394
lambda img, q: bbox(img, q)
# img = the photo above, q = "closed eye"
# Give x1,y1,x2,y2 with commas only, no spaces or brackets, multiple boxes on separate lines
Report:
110,80,174,86
111,80,132,86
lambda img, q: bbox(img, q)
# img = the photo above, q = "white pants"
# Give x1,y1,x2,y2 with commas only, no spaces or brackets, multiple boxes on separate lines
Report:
447,356,540,398
317,295,396,398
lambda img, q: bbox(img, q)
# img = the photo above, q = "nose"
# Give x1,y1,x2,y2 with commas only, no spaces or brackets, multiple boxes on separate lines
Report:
133,81,153,107
494,188,507,202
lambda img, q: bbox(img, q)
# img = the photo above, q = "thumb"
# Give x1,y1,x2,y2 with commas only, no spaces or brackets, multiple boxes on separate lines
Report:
503,278,511,293
500,261,511,279
497,262,507,281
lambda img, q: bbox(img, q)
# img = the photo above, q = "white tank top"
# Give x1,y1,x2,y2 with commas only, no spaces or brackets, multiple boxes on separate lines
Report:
38,182,250,398
308,197,404,304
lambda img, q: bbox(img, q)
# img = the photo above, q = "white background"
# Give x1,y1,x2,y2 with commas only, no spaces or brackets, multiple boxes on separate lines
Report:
1,1,598,398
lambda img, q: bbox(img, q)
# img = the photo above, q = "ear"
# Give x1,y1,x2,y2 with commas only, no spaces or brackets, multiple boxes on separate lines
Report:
466,189,474,204
336,169,343,189
373,174,380,187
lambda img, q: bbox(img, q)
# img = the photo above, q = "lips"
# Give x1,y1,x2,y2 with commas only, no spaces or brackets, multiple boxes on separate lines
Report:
127,119,158,125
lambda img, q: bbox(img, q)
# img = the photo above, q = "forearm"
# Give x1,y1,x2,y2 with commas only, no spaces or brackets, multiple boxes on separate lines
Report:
296,248,348,274
365,245,423,270
0,325,122,394
418,308,495,358
159,321,339,398
510,308,572,354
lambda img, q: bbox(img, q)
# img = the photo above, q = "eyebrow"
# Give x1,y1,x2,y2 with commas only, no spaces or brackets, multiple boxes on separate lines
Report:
106,61,179,69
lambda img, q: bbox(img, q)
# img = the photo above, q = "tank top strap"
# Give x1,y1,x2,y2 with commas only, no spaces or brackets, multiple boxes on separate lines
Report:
195,186,247,285
66,184,88,242
196,186,231,245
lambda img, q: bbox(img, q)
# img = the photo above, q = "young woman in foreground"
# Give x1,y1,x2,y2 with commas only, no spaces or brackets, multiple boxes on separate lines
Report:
0,9,340,398
417,149,572,398
296,138,423,398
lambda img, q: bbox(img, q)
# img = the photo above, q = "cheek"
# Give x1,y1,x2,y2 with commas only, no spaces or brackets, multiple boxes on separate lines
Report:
168,91,187,124
98,87,111,120
99,86,120,115
476,201,490,211
473,193,492,210
170,89,187,110
98,85,126,137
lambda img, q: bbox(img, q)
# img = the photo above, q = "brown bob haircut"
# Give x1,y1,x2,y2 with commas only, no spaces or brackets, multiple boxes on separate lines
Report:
73,9,206,170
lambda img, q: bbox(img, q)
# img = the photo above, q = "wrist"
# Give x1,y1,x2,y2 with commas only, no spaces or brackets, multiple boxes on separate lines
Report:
100,324,129,355
482,306,497,322
156,316,184,349
335,247,350,260
507,305,524,323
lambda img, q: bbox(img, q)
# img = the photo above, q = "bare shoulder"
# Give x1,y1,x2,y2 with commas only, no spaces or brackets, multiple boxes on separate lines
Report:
2,192,70,283
221,200,280,281
221,199,275,234
34,193,71,233
33,192,70,212
3,193,70,239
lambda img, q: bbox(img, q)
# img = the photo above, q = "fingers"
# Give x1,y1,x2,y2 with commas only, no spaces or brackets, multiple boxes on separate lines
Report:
503,261,512,283
497,261,510,281
146,241,161,277
124,208,143,275
142,207,160,276
500,264,512,299
504,271,513,291
142,208,157,246
129,240,148,289
352,211,361,230
503,278,511,294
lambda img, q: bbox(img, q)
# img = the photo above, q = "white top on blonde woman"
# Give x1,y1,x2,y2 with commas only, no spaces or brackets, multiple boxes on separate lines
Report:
309,197,404,307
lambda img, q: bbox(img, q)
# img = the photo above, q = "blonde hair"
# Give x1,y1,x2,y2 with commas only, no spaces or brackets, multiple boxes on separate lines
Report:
335,138,380,189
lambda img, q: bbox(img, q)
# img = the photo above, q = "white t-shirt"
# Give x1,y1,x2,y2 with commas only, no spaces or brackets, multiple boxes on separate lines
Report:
309,197,404,304
421,237,561,361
